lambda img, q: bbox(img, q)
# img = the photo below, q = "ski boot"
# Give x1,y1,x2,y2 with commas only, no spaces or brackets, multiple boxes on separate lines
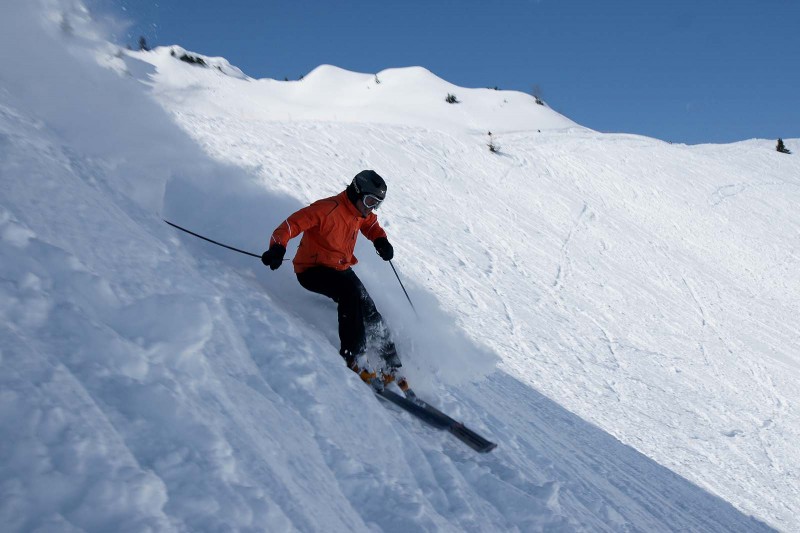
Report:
377,344,409,392
342,350,375,382
347,359,377,384
380,367,410,394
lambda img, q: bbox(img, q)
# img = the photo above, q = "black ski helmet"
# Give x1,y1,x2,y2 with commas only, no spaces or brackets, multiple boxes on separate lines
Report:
350,170,386,200
350,170,387,202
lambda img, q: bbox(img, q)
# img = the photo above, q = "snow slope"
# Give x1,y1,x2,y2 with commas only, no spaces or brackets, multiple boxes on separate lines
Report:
2,1,798,531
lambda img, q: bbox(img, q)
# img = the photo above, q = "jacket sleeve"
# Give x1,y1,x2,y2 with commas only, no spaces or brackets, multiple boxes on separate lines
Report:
269,203,324,247
360,213,387,242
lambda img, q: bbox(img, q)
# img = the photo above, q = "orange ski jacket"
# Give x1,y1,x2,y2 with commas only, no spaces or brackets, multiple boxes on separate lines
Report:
269,190,388,273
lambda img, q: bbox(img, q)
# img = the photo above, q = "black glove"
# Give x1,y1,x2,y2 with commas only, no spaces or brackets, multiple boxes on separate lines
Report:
373,237,393,261
261,244,286,270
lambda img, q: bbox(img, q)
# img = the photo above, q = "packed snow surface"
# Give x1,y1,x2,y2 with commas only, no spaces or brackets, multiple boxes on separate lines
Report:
1,1,798,531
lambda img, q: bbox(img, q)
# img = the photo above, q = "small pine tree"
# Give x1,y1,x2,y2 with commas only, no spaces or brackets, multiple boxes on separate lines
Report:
531,84,545,105
445,93,460,104
777,138,792,154
178,53,207,67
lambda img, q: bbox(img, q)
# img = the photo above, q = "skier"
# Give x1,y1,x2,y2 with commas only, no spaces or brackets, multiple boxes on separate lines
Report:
261,170,407,390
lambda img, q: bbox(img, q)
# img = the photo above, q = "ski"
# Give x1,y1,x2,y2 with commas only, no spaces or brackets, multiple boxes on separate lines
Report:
374,388,497,453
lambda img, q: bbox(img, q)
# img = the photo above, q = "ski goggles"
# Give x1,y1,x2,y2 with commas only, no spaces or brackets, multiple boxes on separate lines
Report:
362,194,383,210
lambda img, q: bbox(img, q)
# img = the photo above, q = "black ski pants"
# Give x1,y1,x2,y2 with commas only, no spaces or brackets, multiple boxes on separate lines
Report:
296,266,398,367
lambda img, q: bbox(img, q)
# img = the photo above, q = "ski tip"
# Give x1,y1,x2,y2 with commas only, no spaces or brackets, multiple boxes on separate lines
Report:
481,442,498,453
450,423,498,453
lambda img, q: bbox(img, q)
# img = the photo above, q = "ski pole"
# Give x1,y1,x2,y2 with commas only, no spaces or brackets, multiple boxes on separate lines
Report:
164,219,264,259
389,260,418,317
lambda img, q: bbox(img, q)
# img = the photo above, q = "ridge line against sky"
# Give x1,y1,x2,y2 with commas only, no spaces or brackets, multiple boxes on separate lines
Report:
105,0,799,145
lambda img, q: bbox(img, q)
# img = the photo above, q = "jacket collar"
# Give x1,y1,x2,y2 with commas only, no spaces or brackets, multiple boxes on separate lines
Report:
339,189,366,218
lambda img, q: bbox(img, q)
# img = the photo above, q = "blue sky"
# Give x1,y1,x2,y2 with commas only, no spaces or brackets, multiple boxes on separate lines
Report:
109,0,799,145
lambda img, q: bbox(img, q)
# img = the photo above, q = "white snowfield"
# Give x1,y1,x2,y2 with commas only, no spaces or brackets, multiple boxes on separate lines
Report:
1,1,798,531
